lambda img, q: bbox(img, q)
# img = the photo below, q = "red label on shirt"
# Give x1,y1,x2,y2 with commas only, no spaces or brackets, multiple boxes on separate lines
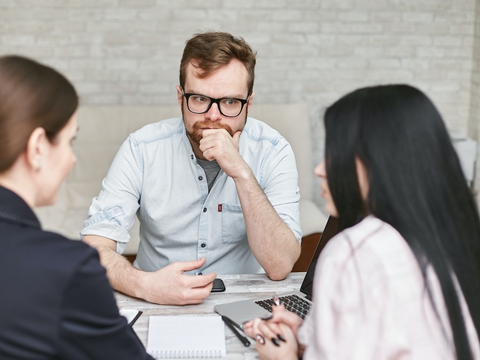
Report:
218,204,222,212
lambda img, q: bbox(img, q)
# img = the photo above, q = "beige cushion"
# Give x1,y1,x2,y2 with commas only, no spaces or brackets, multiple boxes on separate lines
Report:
34,104,327,255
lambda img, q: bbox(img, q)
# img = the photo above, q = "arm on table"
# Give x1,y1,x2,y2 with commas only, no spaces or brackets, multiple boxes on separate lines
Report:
233,169,300,280
200,129,301,280
82,235,216,305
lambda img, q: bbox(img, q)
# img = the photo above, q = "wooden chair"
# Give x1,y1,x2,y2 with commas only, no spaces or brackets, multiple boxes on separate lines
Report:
292,216,339,272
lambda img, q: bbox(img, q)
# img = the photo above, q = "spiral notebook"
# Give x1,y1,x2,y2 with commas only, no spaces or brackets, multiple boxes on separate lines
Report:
147,315,226,358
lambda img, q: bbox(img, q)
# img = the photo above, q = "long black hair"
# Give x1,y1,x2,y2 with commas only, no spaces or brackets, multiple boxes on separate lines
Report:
324,84,480,359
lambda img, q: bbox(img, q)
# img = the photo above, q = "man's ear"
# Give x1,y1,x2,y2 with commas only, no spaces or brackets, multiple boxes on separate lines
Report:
247,91,255,111
355,158,369,200
176,85,183,106
26,127,47,172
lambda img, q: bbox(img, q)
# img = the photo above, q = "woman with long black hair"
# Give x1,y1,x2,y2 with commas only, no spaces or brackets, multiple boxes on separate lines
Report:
244,84,480,359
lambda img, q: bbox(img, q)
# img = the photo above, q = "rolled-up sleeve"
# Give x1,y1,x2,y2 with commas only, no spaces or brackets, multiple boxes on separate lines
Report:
80,136,143,254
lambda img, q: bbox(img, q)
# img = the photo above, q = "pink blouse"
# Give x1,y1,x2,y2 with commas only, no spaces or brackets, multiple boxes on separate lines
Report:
298,216,479,359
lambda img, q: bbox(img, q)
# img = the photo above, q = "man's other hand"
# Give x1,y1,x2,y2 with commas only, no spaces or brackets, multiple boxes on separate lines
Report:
138,258,216,305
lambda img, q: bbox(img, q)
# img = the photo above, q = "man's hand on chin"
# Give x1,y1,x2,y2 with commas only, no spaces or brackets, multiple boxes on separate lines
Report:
199,129,249,179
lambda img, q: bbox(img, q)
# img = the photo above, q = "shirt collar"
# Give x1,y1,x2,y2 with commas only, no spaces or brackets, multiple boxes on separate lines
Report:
0,186,41,229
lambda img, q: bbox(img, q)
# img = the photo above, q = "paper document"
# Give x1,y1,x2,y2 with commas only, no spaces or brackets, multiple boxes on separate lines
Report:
147,315,226,358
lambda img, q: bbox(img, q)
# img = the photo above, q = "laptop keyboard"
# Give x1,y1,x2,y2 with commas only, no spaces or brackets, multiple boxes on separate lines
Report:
255,294,311,319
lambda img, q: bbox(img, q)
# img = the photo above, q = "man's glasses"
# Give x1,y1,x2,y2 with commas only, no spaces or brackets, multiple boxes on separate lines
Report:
181,88,250,118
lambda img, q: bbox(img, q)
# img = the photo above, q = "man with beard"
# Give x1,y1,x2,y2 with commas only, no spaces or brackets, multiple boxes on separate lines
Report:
81,32,301,305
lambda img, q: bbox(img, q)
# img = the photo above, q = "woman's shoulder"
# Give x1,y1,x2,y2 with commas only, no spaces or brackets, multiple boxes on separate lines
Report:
13,227,100,274
42,230,99,263
324,216,403,253
319,216,411,275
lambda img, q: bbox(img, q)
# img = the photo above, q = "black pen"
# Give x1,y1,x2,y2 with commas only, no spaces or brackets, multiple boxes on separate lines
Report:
221,315,251,347
129,310,143,326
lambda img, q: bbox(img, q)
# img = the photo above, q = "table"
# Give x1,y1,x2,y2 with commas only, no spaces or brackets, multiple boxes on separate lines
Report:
115,272,306,359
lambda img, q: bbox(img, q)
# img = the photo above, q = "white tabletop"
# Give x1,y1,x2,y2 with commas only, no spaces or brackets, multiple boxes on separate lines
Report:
115,272,306,359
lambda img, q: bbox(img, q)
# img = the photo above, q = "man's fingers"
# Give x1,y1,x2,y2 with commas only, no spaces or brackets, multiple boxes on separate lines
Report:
173,258,206,272
174,279,214,305
201,272,217,285
233,130,241,145
189,272,217,288
144,258,216,305
177,287,213,305
176,270,215,293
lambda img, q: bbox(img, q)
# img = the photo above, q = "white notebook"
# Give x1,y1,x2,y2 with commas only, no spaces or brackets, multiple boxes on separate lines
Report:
147,315,226,358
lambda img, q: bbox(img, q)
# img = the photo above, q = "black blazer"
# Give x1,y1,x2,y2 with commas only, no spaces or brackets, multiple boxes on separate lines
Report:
0,186,153,360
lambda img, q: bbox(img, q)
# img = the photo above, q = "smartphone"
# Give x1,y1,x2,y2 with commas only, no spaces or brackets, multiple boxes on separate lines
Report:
211,278,226,292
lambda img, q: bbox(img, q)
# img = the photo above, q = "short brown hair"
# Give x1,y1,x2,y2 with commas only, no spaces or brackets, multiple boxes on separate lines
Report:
179,32,257,95
0,55,78,173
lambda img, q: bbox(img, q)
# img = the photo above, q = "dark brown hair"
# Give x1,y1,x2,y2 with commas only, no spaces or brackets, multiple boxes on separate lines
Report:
0,55,78,173
179,32,257,95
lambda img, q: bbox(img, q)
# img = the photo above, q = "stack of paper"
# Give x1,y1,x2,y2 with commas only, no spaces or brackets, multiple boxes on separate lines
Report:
147,315,226,358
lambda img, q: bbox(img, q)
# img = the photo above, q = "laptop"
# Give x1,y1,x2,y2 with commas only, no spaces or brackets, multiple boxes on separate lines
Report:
214,216,338,328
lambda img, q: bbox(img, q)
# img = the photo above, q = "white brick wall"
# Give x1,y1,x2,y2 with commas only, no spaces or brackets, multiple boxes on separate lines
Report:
469,0,480,207
0,0,479,207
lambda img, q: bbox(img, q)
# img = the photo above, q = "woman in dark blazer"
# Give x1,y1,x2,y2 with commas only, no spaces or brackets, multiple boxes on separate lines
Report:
0,55,153,360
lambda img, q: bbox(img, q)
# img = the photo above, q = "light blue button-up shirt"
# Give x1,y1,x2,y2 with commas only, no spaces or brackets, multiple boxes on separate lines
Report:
81,117,301,275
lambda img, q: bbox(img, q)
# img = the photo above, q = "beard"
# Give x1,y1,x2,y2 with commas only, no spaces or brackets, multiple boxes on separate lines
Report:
182,101,248,147
188,120,235,145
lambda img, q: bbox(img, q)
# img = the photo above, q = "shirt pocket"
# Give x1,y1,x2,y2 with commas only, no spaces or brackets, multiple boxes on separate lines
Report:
221,203,247,244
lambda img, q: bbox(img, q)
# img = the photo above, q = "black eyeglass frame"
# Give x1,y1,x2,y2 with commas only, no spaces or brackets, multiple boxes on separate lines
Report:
181,88,250,118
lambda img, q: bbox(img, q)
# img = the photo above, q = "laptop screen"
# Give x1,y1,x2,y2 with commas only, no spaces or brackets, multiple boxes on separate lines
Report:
299,216,339,300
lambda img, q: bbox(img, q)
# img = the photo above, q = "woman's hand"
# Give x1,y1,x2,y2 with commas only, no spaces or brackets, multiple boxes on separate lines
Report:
244,304,303,341
254,323,298,360
243,304,303,360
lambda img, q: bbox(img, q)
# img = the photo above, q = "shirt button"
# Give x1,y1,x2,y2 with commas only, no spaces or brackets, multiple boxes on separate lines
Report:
198,176,203,181
203,207,207,212
191,155,194,160
201,243,206,248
